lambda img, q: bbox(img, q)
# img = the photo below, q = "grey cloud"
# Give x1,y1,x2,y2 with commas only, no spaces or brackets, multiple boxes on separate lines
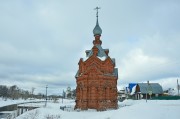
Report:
0,0,180,94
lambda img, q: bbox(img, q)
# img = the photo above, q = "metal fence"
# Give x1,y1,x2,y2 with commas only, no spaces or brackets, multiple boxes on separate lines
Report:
151,96,180,100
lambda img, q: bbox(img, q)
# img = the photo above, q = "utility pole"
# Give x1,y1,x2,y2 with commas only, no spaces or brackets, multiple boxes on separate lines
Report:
62,90,64,104
146,90,147,103
146,81,149,103
31,87,35,99
177,79,179,96
45,85,48,107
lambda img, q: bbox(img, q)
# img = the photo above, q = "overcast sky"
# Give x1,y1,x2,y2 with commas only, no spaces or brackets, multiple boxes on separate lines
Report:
0,0,180,95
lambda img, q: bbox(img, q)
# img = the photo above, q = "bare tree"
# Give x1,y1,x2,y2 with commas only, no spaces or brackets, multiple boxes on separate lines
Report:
0,85,8,100
9,85,18,100
0,85,33,100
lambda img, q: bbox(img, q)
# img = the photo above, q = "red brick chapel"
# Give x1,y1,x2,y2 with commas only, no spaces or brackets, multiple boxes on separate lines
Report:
75,7,118,111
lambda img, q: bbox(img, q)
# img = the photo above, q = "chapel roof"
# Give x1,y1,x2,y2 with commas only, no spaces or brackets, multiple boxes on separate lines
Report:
86,44,108,58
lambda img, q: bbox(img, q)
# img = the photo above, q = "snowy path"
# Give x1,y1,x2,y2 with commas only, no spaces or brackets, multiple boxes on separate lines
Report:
0,98,45,107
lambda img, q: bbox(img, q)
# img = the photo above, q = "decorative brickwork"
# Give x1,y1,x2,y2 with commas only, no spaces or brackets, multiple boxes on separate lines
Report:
75,33,118,110
75,8,118,110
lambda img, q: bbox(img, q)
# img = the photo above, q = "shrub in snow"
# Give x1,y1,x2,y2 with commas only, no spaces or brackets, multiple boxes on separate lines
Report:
105,117,110,119
23,110,39,119
45,114,61,119
53,98,59,103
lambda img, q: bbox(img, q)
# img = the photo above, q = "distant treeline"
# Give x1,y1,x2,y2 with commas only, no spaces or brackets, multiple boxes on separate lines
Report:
0,85,45,100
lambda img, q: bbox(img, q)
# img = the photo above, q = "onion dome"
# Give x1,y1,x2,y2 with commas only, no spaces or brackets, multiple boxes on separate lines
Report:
93,19,102,36
93,7,102,36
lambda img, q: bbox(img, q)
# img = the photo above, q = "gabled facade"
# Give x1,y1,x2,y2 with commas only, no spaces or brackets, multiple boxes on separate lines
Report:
75,8,118,111
130,82,163,100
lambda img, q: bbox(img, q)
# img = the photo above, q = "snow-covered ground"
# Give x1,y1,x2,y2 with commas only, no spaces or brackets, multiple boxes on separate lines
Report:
15,99,180,119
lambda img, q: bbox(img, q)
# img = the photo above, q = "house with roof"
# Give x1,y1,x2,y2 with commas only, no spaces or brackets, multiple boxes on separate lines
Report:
130,82,163,100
